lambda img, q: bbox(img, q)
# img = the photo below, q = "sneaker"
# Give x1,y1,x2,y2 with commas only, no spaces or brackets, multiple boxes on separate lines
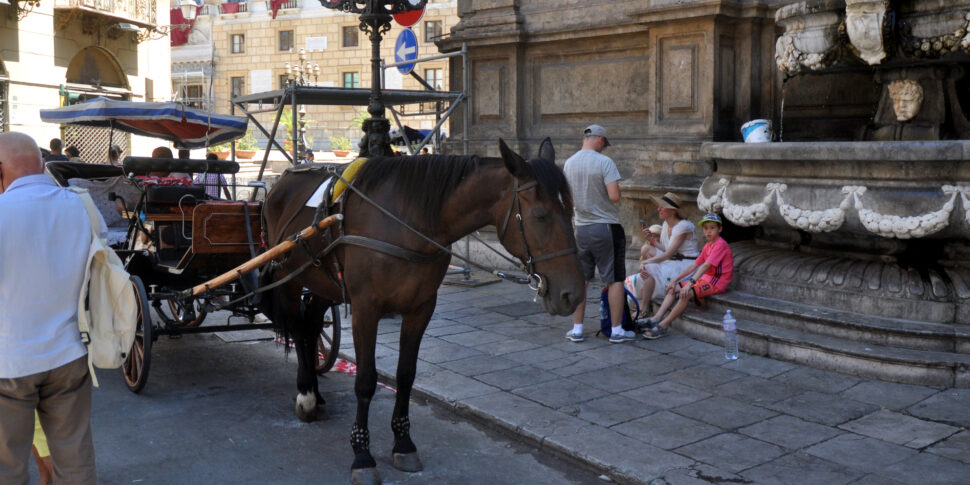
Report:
609,329,635,343
565,330,585,342
643,326,669,340
635,318,657,333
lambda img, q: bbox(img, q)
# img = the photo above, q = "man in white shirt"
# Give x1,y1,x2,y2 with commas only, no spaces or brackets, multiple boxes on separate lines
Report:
563,124,633,343
0,132,100,484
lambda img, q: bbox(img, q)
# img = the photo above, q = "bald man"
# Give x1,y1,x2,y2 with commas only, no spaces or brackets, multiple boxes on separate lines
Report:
0,132,101,484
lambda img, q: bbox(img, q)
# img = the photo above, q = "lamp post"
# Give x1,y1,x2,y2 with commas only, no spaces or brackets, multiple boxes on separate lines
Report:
284,48,319,161
320,0,427,157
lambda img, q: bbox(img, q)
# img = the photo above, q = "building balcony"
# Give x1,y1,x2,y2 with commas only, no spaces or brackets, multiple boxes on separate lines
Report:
53,0,156,28
266,0,298,11
219,1,247,14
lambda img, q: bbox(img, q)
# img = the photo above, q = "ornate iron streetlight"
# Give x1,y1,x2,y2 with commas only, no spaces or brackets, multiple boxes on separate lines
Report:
320,0,427,157
284,48,319,161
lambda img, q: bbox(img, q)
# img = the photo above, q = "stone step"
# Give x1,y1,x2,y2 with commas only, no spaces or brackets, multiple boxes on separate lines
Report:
676,305,970,388
702,291,970,354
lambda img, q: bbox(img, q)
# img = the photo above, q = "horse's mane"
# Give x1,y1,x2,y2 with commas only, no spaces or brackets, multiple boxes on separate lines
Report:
353,153,572,227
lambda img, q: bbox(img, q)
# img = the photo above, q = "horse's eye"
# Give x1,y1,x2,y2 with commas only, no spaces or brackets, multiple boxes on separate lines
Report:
532,207,549,221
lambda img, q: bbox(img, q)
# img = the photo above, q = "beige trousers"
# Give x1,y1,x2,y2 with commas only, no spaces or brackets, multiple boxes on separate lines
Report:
0,356,96,485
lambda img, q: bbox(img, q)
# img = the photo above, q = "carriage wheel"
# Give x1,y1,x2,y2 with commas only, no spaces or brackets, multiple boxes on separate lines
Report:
123,275,153,393
316,305,341,375
165,297,207,327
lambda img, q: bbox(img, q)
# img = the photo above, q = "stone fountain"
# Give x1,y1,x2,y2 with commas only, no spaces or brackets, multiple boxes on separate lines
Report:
688,0,970,387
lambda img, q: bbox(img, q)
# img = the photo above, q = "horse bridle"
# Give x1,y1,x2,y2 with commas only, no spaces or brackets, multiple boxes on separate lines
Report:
497,178,577,297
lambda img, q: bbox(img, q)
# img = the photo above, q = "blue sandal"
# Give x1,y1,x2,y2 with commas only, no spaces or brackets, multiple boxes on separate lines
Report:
643,325,669,340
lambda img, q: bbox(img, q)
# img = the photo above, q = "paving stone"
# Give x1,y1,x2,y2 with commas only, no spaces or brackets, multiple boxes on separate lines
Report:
486,320,551,337
741,451,866,485
879,451,970,485
439,329,507,347
501,345,572,366
570,365,665,393
573,394,657,427
412,368,500,403
424,322,477,337
804,433,917,474
738,415,842,450
414,342,485,364
512,377,610,410
513,328,572,347
765,391,878,426
771,366,862,394
386,335,449,351
849,474,907,485
483,301,545,317
543,423,696,482
926,430,970,465
541,355,617,377
719,353,795,378
669,345,727,367
546,337,613,353
713,375,803,405
612,410,721,450
840,380,942,411
574,342,653,366
460,311,511,326
674,432,786,473
639,332,696,353
906,389,970,428
438,354,520,377
621,381,712,409
639,353,699,376
456,391,584,443
476,338,542,356
474,365,560,391
657,463,745,485
673,396,778,429
840,409,959,449
667,364,747,391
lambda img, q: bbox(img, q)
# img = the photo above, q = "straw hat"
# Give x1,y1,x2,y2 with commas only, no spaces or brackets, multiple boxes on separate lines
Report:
649,192,683,211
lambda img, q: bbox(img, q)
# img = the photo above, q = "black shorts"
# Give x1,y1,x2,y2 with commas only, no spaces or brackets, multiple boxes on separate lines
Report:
575,223,626,284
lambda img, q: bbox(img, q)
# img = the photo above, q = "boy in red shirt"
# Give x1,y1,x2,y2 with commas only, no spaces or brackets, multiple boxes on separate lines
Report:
643,213,733,339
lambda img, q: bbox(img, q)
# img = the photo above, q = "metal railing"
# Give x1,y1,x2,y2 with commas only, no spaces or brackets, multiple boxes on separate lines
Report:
265,0,298,10
220,1,248,14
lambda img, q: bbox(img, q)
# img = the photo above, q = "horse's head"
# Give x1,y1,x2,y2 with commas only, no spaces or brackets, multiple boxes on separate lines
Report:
495,138,585,316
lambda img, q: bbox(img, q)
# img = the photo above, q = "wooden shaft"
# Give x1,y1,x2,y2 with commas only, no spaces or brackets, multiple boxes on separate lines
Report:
186,214,343,297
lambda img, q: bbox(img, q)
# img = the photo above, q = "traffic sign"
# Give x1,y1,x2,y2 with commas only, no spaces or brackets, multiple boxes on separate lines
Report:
394,28,419,75
392,0,424,27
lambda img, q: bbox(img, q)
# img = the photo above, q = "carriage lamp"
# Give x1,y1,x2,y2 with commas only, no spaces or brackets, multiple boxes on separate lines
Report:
320,0,428,157
177,0,200,21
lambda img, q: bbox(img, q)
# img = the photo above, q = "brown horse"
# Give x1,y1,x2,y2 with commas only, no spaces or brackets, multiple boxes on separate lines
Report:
261,138,584,484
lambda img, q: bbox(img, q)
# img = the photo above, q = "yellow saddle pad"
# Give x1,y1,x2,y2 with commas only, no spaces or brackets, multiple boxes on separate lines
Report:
331,157,366,204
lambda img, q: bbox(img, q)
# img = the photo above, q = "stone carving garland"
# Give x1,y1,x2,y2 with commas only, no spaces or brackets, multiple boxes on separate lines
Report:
698,179,970,239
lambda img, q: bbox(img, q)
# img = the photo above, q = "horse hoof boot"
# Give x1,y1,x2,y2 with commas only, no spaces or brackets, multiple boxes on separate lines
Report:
392,452,423,472
350,467,381,485
295,392,317,422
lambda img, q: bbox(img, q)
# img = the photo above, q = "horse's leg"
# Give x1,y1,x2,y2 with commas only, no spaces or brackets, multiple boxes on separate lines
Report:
390,299,436,472
283,284,325,423
350,304,382,485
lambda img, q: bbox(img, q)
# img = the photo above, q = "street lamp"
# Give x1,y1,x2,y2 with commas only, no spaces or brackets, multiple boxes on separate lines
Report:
320,0,427,157
283,48,319,161
177,0,200,21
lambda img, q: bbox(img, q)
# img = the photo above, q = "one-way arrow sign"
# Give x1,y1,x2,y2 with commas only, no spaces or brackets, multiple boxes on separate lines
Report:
394,28,419,75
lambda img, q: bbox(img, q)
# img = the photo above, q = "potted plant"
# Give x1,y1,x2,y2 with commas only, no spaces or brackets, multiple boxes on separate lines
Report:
328,136,353,157
208,141,231,160
235,130,258,159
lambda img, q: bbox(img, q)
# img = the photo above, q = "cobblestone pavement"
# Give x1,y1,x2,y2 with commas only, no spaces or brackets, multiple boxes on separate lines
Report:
339,275,970,484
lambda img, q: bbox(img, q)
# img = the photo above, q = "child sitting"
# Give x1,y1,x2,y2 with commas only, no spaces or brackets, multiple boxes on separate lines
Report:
642,213,733,339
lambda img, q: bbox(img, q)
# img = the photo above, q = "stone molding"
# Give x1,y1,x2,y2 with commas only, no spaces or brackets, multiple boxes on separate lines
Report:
699,177,970,239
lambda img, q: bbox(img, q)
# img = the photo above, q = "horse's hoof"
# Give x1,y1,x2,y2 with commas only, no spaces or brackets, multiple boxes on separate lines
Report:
393,452,423,472
295,392,317,422
350,467,381,485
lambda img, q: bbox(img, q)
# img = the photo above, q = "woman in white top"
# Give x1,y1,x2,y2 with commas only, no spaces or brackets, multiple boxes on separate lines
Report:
636,192,699,316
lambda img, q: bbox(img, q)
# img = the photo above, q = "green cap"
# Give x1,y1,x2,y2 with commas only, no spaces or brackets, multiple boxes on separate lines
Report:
698,213,723,226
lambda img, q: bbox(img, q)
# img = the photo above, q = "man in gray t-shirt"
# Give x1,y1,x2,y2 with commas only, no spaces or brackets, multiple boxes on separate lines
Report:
563,124,632,343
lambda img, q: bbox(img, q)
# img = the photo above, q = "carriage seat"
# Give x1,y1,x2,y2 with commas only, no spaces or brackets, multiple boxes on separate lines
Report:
122,156,240,176
65,175,140,247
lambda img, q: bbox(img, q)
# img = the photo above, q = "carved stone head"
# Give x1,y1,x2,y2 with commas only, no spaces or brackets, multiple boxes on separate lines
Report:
888,79,924,122
845,0,889,65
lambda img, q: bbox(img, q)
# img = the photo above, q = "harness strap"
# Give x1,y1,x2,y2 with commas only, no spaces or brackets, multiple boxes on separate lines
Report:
531,246,577,263
323,235,447,264
497,179,537,239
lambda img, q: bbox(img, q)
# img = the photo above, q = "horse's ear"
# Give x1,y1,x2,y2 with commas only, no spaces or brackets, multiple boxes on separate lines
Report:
538,137,555,164
499,138,527,177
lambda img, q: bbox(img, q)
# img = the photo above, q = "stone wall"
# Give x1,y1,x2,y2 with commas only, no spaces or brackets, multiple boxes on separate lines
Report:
441,0,781,242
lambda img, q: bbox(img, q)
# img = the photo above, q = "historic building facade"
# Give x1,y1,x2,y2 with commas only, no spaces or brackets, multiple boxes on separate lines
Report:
172,0,458,151
0,0,173,161
440,0,782,231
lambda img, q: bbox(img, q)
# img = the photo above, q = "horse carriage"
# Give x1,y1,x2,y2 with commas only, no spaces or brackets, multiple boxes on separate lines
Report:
45,157,342,393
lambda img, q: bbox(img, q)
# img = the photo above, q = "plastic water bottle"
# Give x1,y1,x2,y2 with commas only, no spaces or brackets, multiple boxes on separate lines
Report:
599,295,609,323
722,309,739,360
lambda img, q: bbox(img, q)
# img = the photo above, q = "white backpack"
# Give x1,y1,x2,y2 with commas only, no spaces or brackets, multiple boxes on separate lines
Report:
69,187,138,387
